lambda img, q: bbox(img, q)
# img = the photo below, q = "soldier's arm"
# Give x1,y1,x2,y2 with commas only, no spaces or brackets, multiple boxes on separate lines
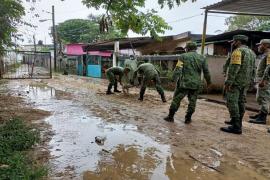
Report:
225,50,242,86
223,56,230,75
262,55,270,81
251,53,256,83
172,59,183,81
155,66,161,75
133,66,140,82
202,58,211,85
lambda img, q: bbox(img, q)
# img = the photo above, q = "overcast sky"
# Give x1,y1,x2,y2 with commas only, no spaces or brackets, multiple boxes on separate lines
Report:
19,0,228,45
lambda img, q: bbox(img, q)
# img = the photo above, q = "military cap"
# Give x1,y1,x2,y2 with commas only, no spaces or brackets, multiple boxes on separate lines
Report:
229,35,249,42
256,39,270,45
185,41,197,49
124,67,131,71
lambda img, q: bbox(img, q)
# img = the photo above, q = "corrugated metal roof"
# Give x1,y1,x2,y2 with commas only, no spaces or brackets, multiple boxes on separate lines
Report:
83,31,211,51
198,30,270,43
204,0,270,15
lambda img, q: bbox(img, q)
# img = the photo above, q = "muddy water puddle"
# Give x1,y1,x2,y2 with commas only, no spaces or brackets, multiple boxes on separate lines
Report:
8,83,173,179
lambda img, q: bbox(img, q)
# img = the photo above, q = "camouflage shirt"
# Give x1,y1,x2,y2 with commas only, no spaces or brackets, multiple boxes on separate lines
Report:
106,67,124,78
225,45,256,88
173,51,211,90
134,63,159,80
256,51,270,81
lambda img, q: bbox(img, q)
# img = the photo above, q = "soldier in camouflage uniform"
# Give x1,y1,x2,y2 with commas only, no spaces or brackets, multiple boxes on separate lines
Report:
249,39,270,125
106,66,130,95
221,35,256,134
164,42,211,124
133,63,166,102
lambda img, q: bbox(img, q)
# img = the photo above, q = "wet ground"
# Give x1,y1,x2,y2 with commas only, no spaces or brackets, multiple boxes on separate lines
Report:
2,74,270,180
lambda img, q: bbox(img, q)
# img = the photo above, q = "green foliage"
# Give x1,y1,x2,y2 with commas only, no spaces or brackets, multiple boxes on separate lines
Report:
0,0,25,55
225,15,270,31
57,17,125,43
0,118,47,179
8,62,21,73
81,0,195,38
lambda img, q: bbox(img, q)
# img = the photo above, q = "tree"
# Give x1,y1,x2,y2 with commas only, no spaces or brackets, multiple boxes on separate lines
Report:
225,15,270,31
0,0,25,55
56,17,125,44
81,0,195,38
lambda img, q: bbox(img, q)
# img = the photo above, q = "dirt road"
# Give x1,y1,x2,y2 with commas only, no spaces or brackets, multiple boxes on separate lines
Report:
2,74,270,180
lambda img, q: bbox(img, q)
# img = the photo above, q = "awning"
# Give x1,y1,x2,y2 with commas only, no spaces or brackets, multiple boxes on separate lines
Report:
203,0,270,16
200,0,270,55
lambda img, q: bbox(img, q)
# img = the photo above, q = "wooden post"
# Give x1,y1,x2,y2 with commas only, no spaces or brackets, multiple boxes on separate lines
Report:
113,41,119,67
201,10,208,55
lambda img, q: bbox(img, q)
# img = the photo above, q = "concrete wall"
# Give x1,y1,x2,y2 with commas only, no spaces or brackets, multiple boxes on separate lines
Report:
206,55,227,90
197,44,214,56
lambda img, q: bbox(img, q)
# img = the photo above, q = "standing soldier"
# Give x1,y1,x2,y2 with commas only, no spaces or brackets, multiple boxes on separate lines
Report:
164,42,211,124
106,66,130,95
133,63,166,102
221,35,256,134
249,39,270,125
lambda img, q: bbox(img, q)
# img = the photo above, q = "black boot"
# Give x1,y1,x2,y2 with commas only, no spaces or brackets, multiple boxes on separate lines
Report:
268,128,270,133
184,113,192,124
220,125,242,134
225,113,244,125
161,93,167,103
249,113,260,119
221,117,242,134
114,82,121,93
106,84,114,95
249,112,267,124
164,109,175,122
114,89,121,93
224,118,234,125
138,88,146,101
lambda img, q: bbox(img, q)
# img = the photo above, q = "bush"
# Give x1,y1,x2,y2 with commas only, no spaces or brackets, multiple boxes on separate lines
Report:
0,118,47,179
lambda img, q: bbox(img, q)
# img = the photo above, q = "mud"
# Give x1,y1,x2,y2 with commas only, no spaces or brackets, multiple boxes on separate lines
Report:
2,75,270,180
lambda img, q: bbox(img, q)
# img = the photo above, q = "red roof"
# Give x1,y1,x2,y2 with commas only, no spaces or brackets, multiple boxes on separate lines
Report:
65,43,111,57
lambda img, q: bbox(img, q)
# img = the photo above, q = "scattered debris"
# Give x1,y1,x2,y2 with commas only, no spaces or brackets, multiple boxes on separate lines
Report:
95,136,106,145
210,148,223,157
189,154,223,174
238,160,245,165
101,149,110,153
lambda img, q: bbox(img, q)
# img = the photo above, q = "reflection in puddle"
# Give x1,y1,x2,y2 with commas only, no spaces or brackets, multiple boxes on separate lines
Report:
12,84,171,179
83,145,161,180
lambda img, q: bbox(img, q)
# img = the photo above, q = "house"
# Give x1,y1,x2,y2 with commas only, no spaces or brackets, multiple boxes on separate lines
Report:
64,43,112,78
197,30,270,89
83,31,208,56
83,31,211,72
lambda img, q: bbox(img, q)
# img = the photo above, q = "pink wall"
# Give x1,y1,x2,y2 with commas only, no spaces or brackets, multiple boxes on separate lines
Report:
65,44,112,57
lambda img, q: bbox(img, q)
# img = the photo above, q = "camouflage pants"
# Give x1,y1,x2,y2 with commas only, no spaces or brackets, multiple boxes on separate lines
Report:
256,82,270,114
226,86,248,128
170,88,199,115
140,75,164,97
106,71,118,90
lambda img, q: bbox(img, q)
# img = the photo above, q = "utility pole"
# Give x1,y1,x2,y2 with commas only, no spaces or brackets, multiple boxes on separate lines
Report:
52,5,57,71
30,35,37,78
113,41,119,67
33,35,37,52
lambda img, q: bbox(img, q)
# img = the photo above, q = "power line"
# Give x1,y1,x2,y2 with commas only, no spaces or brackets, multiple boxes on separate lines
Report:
167,13,203,24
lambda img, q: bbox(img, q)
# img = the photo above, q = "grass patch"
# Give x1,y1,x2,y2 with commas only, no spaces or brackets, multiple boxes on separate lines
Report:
0,118,47,179
8,63,21,73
